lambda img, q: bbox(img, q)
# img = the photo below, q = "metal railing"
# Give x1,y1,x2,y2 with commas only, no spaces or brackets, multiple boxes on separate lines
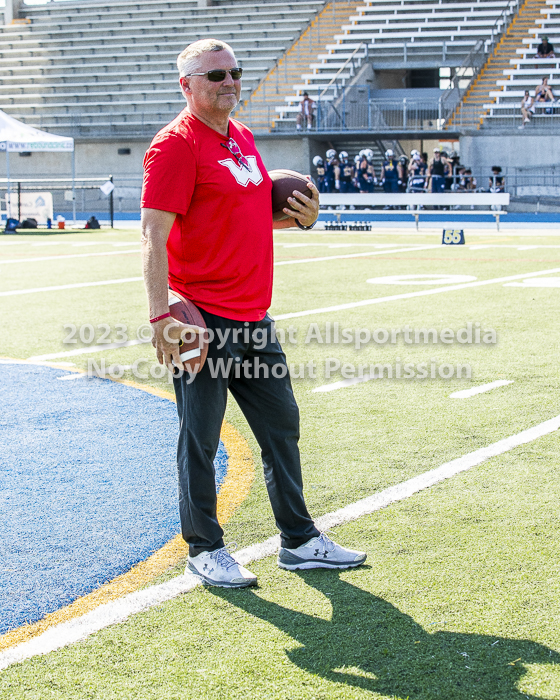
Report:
316,93,445,132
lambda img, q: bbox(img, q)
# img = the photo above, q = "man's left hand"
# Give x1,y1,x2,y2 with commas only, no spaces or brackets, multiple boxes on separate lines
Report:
283,178,319,227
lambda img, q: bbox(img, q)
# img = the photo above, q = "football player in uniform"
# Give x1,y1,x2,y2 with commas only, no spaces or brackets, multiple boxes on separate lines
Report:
407,152,427,195
381,149,399,194
325,149,338,193
336,151,355,193
357,149,375,193
397,155,408,193
313,155,328,193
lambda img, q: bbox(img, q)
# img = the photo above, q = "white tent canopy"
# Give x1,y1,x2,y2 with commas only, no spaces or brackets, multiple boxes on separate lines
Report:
0,109,73,152
0,110,75,224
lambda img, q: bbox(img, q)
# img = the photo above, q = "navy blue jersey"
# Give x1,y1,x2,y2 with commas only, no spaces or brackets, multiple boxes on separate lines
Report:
383,159,398,180
325,160,337,183
339,162,354,182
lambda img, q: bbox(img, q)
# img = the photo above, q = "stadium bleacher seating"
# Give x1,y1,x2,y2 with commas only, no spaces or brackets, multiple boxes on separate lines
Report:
0,0,325,135
274,0,514,128
483,0,560,126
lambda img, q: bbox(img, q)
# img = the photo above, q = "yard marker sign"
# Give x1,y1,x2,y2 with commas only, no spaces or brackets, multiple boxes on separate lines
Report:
442,229,465,245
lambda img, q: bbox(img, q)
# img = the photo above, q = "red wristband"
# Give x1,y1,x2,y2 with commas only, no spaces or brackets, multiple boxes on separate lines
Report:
149,312,171,324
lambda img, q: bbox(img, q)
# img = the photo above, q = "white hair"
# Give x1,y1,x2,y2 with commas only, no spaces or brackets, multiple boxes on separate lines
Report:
177,39,235,77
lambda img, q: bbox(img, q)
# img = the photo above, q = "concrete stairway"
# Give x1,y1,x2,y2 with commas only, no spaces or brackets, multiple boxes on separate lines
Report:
235,0,362,131
446,0,549,129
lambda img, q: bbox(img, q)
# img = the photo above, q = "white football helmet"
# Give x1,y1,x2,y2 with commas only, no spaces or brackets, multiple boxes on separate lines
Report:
326,148,337,159
411,149,420,158
354,155,361,164
385,149,394,158
312,156,324,166
363,148,374,161
339,151,348,160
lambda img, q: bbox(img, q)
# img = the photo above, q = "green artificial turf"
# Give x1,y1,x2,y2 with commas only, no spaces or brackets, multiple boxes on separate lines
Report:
1,227,560,699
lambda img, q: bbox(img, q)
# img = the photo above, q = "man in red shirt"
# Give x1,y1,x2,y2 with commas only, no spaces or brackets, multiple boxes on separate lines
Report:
141,39,366,588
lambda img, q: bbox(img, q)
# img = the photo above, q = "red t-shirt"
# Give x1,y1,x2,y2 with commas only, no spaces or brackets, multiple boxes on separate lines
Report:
141,110,273,321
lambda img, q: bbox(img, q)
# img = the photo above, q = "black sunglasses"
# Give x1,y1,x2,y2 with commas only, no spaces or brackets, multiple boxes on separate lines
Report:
186,68,243,82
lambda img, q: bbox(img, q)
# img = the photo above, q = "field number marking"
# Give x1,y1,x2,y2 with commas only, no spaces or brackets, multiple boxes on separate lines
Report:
275,267,560,320
504,277,560,288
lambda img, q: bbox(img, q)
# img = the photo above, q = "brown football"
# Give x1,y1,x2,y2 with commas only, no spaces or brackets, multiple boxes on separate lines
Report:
168,291,209,374
269,169,314,221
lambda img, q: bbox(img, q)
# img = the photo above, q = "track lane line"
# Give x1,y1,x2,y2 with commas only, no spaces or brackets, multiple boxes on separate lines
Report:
1,412,559,671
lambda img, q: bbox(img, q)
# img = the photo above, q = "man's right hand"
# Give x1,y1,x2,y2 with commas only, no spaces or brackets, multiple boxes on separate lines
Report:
152,316,205,371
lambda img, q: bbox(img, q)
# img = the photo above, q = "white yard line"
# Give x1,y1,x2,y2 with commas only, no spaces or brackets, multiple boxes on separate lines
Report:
274,267,560,320
28,338,151,362
1,412,559,671
314,377,515,396
0,249,140,265
450,380,514,399
313,376,372,393
277,243,430,249
274,245,440,266
0,277,143,298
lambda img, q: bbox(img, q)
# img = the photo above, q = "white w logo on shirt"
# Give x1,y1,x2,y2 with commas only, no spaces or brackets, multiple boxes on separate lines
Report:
218,156,263,187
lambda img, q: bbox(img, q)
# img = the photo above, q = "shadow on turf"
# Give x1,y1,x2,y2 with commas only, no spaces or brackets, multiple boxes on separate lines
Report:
210,570,560,699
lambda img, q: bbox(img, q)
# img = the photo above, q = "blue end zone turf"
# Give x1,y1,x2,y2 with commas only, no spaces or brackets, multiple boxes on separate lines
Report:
0,363,228,635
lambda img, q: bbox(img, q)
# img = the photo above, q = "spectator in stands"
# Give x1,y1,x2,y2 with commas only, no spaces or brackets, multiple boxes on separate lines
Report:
535,36,555,59
463,168,477,191
454,166,468,191
296,92,315,131
447,150,461,189
535,77,555,114
441,151,453,191
489,166,505,192
520,90,535,128
428,148,449,193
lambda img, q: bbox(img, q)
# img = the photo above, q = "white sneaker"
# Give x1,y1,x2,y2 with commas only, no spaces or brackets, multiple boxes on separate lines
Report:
186,546,257,588
277,533,367,571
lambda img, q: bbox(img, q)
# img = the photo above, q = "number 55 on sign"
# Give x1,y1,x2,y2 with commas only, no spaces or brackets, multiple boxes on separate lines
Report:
442,229,465,245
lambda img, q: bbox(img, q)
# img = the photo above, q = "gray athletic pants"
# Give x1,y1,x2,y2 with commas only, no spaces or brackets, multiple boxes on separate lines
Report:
173,309,320,557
